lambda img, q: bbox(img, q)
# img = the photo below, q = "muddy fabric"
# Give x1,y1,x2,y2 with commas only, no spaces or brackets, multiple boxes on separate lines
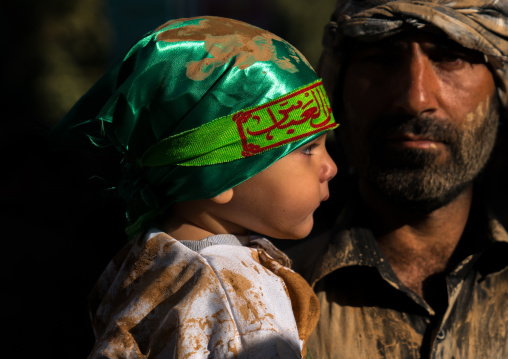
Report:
319,0,508,109
287,198,508,358
88,231,319,358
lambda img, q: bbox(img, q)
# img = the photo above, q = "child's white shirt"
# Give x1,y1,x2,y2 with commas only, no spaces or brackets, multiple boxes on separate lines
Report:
88,229,317,358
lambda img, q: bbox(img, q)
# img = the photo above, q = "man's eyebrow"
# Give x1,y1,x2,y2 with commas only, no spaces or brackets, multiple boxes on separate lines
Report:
353,36,483,55
353,35,411,51
433,41,476,53
428,40,487,62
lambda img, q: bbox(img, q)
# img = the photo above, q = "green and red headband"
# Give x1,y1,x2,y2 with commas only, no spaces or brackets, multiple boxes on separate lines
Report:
142,80,336,167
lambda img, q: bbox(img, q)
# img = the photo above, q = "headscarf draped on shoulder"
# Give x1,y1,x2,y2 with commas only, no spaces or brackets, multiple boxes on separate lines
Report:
319,0,508,109
50,16,337,236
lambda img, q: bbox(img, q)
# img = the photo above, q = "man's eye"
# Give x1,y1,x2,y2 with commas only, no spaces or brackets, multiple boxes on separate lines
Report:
432,53,465,65
354,50,397,65
365,53,396,64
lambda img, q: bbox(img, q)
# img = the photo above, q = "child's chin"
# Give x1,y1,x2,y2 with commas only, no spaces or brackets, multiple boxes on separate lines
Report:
282,228,313,240
265,220,314,240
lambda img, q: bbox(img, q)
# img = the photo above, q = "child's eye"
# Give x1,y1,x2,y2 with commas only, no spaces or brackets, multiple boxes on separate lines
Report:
300,144,317,155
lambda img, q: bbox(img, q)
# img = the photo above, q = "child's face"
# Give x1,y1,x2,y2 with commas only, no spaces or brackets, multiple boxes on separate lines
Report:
222,133,337,239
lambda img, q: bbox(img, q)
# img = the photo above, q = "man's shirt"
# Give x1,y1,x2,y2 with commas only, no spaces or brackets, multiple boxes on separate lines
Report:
288,198,508,358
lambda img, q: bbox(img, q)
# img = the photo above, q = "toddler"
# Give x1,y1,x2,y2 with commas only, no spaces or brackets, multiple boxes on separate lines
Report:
51,16,338,359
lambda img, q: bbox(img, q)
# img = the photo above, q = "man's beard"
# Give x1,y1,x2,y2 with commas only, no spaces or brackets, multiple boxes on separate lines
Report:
359,99,500,212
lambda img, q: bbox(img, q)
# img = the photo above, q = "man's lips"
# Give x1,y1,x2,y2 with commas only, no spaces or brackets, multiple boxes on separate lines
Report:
383,133,443,149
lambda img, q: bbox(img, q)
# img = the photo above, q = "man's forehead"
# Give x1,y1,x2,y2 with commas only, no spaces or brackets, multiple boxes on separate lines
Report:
348,30,489,64
352,30,473,52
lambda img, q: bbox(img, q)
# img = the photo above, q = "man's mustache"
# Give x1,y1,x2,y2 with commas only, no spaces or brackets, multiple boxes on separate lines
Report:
368,115,459,145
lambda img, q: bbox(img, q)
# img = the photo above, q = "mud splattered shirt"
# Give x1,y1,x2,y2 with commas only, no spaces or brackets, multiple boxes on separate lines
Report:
88,230,319,358
288,199,508,359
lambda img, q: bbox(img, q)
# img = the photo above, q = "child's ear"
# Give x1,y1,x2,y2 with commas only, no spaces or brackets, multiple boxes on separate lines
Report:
209,188,234,204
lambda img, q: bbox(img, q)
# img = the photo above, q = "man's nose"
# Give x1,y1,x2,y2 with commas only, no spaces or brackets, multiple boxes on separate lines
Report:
320,150,337,182
392,44,440,117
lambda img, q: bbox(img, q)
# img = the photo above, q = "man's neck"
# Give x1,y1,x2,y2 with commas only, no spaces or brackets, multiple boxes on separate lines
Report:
358,181,474,305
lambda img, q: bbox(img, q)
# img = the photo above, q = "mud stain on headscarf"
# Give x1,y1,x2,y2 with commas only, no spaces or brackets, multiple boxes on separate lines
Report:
156,17,310,81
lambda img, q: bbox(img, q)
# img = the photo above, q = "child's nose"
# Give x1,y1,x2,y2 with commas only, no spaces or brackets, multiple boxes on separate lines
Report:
320,150,337,182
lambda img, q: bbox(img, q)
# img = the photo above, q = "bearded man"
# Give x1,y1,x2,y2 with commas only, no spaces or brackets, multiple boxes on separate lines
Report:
286,0,508,358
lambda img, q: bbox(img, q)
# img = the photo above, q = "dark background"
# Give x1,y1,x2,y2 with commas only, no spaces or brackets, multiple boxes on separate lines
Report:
2,1,507,358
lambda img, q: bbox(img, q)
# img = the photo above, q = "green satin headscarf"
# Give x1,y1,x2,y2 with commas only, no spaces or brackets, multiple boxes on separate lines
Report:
50,16,337,235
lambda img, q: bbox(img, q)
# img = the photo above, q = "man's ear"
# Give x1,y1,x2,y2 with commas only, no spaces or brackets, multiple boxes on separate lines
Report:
209,188,234,204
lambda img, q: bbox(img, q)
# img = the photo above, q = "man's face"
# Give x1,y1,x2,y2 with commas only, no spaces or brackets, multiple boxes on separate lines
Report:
340,32,499,211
